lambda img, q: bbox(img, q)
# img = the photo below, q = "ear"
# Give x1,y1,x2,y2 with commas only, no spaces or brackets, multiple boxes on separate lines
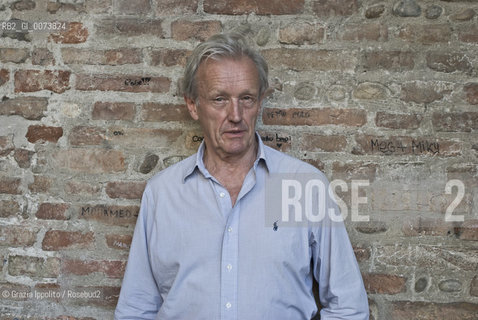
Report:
185,96,199,121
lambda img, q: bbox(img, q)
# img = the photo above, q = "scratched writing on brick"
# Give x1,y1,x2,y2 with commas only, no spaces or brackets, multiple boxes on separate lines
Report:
124,77,151,86
371,139,440,154
81,206,138,218
261,133,292,149
265,110,311,119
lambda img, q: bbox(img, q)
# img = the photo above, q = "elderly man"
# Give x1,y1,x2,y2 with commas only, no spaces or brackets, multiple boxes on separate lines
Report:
115,33,368,319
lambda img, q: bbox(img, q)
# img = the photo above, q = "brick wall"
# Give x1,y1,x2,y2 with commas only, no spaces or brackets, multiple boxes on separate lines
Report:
0,0,477,319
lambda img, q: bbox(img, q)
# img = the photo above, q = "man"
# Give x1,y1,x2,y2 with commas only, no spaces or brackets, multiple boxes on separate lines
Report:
115,33,369,319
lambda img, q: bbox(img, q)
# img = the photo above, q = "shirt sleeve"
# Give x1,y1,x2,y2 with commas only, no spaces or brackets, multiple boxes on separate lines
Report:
310,181,369,319
115,186,162,319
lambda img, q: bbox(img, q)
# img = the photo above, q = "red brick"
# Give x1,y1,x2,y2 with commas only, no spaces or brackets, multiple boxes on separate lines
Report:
312,0,358,16
156,0,198,15
400,81,448,104
0,69,9,86
141,103,190,122
204,0,304,15
426,52,472,74
0,96,48,120
362,273,407,294
300,134,347,152
432,112,478,132
458,24,478,43
49,22,88,44
36,203,69,220
79,205,139,226
402,217,454,236
375,112,422,129
263,107,366,126
340,23,388,41
92,102,136,120
114,0,150,14
455,220,478,241
353,135,461,156
14,148,34,168
26,125,63,143
51,149,126,173
0,226,37,247
97,18,164,37
391,301,478,320
75,74,170,93
29,175,53,193
62,48,142,65
0,200,20,218
0,48,29,63
42,230,94,251
106,127,182,148
8,255,60,277
0,176,21,194
69,126,106,146
279,22,325,45
15,70,70,93
361,51,415,71
398,24,452,44
171,20,222,41
106,181,146,199
32,48,55,66
150,49,192,67
105,234,132,250
464,83,478,105
258,131,292,152
262,49,357,71
65,181,101,196
62,259,126,278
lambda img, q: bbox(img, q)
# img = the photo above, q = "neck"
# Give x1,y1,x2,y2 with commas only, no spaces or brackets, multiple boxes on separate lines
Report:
203,140,258,177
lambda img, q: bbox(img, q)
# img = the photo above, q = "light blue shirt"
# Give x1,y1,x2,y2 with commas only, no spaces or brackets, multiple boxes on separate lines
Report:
115,134,369,319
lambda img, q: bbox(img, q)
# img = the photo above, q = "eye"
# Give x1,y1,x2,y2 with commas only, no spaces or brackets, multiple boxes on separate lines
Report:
240,95,257,107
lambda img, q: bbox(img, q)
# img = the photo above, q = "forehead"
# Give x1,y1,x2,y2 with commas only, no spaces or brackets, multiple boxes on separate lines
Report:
196,56,260,94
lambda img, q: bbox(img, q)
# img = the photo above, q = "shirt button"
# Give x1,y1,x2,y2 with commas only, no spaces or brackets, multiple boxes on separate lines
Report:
227,227,232,233
226,302,232,309
219,192,226,198
226,264,232,271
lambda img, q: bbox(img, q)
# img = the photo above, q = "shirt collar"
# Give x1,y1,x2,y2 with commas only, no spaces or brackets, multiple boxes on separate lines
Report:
182,132,269,182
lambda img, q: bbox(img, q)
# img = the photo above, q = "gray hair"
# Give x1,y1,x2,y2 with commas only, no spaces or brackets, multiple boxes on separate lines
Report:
182,32,269,102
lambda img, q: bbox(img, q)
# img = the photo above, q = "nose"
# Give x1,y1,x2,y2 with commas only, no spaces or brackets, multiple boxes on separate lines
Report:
227,98,243,123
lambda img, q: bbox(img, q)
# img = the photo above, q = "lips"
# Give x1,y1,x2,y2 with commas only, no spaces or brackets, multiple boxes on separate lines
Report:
223,128,246,137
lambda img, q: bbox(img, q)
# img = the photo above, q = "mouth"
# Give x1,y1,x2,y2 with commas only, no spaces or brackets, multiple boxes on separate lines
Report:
223,129,246,138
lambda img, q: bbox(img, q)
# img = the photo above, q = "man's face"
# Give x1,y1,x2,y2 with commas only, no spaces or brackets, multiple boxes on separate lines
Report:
185,56,263,160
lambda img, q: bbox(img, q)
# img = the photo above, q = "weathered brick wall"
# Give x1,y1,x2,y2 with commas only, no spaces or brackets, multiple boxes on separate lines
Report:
0,0,477,319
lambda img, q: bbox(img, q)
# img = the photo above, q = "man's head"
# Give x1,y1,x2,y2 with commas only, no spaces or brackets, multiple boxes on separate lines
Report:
183,33,269,161
183,33,269,104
